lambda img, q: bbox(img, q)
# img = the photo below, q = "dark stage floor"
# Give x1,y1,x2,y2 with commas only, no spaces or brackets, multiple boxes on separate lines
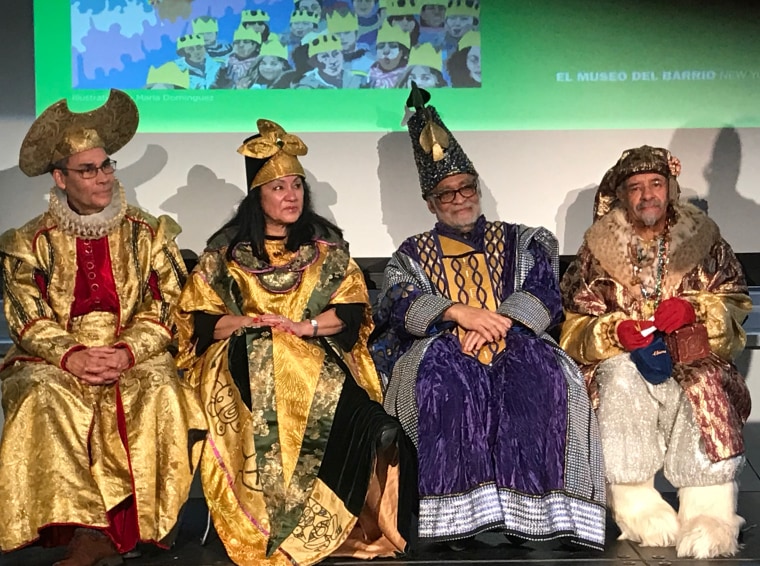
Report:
1,492,759,566
3,425,760,566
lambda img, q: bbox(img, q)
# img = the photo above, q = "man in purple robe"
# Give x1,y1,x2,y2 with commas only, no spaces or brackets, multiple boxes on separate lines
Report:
370,85,607,549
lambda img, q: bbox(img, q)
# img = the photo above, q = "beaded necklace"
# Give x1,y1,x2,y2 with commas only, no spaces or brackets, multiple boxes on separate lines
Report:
630,234,669,318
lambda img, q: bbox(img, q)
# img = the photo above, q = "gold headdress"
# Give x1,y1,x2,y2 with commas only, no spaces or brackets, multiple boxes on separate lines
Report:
593,145,682,221
237,119,308,189
19,89,138,177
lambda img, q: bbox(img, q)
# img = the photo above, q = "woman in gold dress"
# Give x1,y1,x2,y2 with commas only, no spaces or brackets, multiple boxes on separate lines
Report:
175,119,412,566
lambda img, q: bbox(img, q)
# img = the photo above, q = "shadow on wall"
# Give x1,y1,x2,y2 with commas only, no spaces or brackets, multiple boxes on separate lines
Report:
304,168,339,228
376,131,499,249
671,126,760,250
1,144,171,234
554,132,743,255
0,166,51,231
555,183,597,255
161,164,245,254
117,144,169,209
555,181,704,255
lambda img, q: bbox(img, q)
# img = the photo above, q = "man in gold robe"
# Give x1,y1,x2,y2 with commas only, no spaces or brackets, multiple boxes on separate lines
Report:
0,90,203,566
560,146,751,559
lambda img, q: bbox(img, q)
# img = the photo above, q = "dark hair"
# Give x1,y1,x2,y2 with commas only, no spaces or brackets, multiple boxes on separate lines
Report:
252,56,292,87
243,21,271,42
207,179,343,262
271,43,312,88
447,46,479,87
374,43,410,70
49,157,70,174
395,65,447,88
388,15,420,45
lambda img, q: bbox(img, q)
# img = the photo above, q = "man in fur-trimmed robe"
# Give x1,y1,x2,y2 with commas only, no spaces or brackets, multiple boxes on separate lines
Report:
560,145,751,559
370,85,607,550
0,89,203,566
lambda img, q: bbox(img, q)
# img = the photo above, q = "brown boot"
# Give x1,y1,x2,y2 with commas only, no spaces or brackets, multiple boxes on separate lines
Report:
53,528,125,566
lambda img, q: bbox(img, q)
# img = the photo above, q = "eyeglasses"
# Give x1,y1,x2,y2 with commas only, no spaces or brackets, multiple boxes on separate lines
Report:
61,159,117,179
429,183,478,204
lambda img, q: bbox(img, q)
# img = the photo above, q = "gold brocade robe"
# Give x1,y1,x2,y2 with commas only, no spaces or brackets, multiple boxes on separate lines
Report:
0,202,202,552
175,238,404,566
560,204,752,462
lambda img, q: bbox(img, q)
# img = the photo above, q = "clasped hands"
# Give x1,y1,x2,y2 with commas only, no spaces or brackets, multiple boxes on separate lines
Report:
65,347,132,386
616,297,696,351
222,314,312,339
444,304,512,355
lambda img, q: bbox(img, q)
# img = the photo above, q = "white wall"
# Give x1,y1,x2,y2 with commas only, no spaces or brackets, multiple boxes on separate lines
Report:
3,123,760,257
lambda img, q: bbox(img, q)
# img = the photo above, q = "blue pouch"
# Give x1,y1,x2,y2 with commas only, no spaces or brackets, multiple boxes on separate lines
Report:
630,335,673,385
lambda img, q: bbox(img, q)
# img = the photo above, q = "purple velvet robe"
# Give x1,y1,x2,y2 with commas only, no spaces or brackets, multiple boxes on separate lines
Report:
371,216,606,548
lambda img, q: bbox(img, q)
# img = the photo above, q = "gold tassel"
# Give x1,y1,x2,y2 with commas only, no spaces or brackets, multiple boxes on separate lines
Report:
419,121,450,162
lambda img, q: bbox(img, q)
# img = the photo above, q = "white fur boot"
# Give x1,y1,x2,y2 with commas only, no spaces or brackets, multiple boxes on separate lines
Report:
608,479,679,547
676,482,744,558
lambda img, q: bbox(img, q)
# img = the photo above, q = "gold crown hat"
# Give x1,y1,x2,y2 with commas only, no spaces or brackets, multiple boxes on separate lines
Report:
458,29,480,51
447,0,479,18
404,82,477,197
19,89,138,178
192,16,218,34
290,9,320,25
238,119,308,190
326,11,359,33
593,145,682,221
146,61,190,88
259,39,289,60
241,9,270,24
176,33,205,51
377,21,411,49
408,42,443,71
307,33,342,57
387,0,419,17
233,26,262,43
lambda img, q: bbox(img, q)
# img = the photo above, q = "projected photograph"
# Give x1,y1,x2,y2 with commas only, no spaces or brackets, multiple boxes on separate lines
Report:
72,0,482,90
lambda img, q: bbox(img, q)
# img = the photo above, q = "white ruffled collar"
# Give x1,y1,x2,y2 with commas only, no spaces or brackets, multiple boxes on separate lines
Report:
48,181,127,239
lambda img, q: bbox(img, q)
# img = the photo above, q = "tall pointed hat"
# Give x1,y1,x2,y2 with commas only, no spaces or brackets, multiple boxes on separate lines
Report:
404,81,477,198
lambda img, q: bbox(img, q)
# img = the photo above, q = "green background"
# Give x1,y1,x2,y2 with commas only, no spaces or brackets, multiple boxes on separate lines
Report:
35,0,760,132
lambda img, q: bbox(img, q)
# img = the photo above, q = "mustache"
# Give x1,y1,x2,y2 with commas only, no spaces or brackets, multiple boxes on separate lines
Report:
636,198,664,211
